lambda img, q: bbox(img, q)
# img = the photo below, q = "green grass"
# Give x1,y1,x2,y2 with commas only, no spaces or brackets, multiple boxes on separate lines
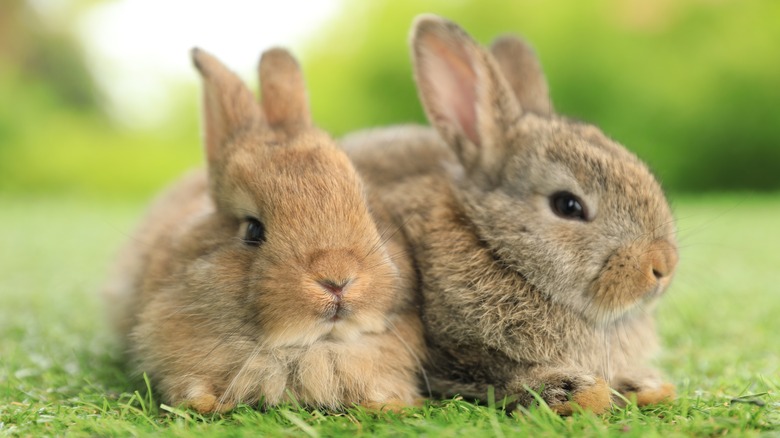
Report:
1,194,778,436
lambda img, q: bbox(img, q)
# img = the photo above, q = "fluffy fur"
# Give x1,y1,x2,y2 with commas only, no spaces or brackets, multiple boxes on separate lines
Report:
103,48,424,413
342,15,678,414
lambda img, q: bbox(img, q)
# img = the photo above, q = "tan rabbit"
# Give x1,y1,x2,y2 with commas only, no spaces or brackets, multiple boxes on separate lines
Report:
102,47,424,413
342,15,678,415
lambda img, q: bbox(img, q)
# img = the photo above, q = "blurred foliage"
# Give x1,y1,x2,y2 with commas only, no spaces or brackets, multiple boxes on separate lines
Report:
0,0,779,197
303,0,780,192
0,0,98,109
0,0,201,199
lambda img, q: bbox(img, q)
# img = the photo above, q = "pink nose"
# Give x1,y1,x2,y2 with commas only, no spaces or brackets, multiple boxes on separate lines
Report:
318,279,350,298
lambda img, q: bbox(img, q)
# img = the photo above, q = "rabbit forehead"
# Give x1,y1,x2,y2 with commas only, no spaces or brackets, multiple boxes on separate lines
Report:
503,119,671,227
219,144,377,253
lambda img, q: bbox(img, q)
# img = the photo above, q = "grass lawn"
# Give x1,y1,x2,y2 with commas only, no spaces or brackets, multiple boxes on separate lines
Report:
1,194,778,436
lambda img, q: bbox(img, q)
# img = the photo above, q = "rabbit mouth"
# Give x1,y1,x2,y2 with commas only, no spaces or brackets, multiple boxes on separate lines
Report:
323,303,351,322
639,282,668,306
586,281,668,326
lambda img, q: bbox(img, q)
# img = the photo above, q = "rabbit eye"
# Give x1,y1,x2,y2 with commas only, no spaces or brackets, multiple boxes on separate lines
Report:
550,191,588,221
242,217,266,246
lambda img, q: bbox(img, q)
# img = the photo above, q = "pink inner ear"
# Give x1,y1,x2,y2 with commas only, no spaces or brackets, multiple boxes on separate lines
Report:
424,36,480,146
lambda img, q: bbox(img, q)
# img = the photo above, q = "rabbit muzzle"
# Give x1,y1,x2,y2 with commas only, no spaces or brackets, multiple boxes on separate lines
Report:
588,238,678,322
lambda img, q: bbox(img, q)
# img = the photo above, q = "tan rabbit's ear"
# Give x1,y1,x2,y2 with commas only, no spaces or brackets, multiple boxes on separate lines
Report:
490,35,552,116
411,15,521,176
258,48,311,135
191,48,262,166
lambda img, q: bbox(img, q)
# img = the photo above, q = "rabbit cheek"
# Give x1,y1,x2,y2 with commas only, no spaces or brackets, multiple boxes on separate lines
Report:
589,239,677,321
253,291,332,348
325,284,391,342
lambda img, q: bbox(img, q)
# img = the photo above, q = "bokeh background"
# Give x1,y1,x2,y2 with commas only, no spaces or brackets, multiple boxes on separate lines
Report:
1,0,778,199
1,2,779,433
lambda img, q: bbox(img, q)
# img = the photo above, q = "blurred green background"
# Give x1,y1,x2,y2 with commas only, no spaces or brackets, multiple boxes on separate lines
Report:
1,0,778,199
2,3,779,433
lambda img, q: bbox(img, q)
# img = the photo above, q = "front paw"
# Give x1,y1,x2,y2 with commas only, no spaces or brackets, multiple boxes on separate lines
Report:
176,383,236,414
360,397,421,413
183,393,235,414
613,378,675,407
513,372,611,415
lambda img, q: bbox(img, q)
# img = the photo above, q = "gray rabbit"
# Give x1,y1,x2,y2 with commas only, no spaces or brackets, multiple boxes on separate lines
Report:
343,15,678,414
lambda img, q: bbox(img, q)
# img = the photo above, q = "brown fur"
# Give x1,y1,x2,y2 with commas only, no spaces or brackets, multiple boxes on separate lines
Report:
103,48,424,413
490,35,552,116
342,15,678,414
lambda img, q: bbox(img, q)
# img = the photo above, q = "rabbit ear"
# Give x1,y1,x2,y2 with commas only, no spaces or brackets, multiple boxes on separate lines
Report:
411,15,522,176
258,48,311,135
490,35,552,116
191,47,262,167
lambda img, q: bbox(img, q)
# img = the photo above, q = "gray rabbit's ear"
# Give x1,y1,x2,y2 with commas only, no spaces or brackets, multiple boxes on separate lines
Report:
411,15,521,177
490,35,552,116
258,47,311,135
191,47,263,167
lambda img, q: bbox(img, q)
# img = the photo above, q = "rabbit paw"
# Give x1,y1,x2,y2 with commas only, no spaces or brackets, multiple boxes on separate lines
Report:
514,372,611,415
179,384,236,414
360,397,420,413
613,378,675,406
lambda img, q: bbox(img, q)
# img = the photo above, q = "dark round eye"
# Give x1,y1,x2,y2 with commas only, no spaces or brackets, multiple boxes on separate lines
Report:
243,217,266,246
550,191,588,221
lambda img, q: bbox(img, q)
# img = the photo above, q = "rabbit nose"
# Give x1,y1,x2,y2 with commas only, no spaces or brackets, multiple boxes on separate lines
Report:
318,279,351,298
646,239,678,282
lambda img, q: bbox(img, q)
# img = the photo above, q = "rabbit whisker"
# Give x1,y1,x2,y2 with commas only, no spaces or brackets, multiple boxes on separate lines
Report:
600,327,611,384
364,219,407,260
383,316,431,399
216,343,263,411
